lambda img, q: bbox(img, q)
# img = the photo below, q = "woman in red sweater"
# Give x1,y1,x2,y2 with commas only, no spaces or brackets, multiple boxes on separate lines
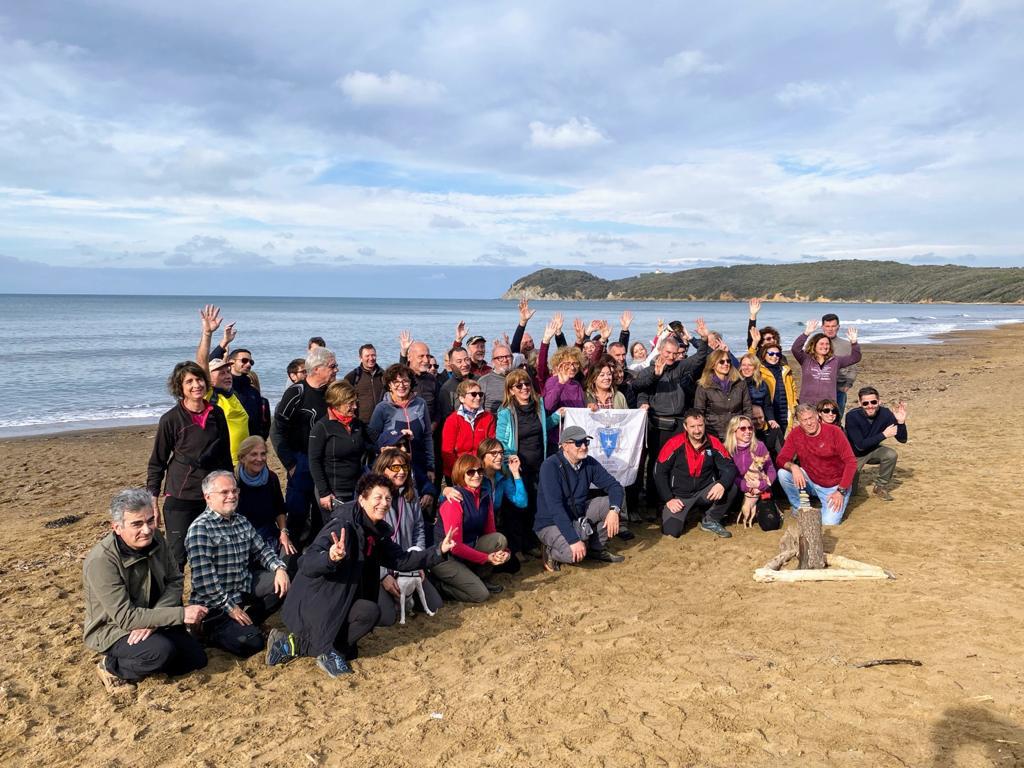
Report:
441,379,496,480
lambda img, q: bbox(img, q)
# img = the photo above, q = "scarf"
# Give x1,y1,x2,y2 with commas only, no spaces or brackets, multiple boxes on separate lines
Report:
457,404,481,426
238,465,269,487
712,374,732,394
328,407,353,430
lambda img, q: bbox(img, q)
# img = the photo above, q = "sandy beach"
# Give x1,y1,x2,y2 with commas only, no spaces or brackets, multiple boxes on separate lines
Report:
1,325,1022,768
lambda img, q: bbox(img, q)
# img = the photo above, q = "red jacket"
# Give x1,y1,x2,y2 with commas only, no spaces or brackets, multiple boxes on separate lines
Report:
441,410,496,477
776,422,857,489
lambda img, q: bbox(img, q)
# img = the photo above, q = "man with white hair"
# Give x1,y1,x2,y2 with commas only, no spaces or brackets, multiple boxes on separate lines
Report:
478,343,514,413
84,488,209,692
272,345,337,546
186,471,289,658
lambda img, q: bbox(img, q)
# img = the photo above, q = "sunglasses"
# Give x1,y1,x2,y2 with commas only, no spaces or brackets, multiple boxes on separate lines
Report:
512,382,532,390
819,407,837,414
465,391,482,398
764,351,780,358
325,363,339,369
464,468,483,478
737,426,753,432
861,400,878,406
569,438,592,447
716,360,731,366
386,463,408,473
237,357,253,365
428,364,439,370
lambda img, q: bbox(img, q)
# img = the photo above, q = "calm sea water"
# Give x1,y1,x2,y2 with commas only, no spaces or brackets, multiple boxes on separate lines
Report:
1,294,1020,436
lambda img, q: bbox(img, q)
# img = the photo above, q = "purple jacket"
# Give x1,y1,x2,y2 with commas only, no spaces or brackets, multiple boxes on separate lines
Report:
543,376,586,412
791,333,861,405
731,441,777,494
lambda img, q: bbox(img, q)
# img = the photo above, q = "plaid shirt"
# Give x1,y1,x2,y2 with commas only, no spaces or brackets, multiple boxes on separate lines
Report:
185,508,285,612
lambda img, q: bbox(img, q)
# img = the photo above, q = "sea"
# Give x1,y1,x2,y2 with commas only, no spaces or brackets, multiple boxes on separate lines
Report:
1,294,1021,438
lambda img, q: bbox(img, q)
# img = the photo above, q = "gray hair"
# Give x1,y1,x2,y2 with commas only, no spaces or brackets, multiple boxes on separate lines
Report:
201,470,237,495
658,335,679,352
795,403,818,418
110,488,154,524
306,346,336,372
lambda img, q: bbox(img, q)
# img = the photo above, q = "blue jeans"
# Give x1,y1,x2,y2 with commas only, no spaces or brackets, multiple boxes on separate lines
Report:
836,389,849,422
777,468,850,526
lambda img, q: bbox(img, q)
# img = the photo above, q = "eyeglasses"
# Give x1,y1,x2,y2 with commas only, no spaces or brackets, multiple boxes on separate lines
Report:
860,399,878,406
237,357,253,365
465,391,482,398
569,438,592,447
392,380,411,387
464,468,483,478
325,363,339,370
764,351,780,358
512,382,531,390
737,426,753,432
485,449,504,457
819,407,837,414
493,355,512,361
386,463,408,473
209,489,239,496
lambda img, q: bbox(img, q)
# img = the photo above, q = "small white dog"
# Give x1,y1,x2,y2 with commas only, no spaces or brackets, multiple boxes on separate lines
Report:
395,572,436,625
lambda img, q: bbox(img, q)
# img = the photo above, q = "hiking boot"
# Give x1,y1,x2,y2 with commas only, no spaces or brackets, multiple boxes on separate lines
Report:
586,548,625,563
96,658,129,693
616,529,636,541
540,543,560,573
265,628,297,667
484,582,504,594
699,520,732,538
873,485,893,502
316,651,353,678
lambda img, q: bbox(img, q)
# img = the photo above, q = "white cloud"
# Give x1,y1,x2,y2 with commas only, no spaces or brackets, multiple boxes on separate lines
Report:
663,49,725,77
528,117,609,150
336,70,445,107
776,80,837,107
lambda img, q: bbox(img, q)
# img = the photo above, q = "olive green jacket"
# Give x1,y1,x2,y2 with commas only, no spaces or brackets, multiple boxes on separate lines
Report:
82,530,185,652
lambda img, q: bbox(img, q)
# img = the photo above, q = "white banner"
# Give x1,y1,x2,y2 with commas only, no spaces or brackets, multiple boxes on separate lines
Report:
561,408,648,486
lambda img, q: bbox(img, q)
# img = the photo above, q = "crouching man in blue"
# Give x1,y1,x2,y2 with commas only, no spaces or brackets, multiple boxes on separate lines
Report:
185,471,290,658
844,387,908,502
266,473,458,678
534,425,625,572
84,488,208,692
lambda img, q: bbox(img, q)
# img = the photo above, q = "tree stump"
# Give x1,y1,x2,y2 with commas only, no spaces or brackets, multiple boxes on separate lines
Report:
796,491,825,569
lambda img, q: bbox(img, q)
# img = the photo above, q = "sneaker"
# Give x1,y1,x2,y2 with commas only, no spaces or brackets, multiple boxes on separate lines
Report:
586,548,625,563
540,543,560,573
265,628,297,667
96,658,129,693
316,651,353,678
872,485,894,502
484,582,504,594
699,520,732,538
616,529,636,541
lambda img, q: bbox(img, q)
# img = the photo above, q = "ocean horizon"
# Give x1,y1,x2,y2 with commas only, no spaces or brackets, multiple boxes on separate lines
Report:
2,293,1021,438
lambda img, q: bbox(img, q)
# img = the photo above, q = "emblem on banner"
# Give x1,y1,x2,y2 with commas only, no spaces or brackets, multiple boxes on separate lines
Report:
597,426,620,458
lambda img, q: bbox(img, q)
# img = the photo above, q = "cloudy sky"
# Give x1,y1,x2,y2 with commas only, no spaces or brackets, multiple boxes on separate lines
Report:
1,1,1022,295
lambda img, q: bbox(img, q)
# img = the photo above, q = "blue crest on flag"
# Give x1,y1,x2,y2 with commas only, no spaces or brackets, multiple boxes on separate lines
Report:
597,426,620,458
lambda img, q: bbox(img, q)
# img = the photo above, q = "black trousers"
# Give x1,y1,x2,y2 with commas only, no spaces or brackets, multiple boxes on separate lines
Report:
645,416,683,509
105,626,207,682
201,569,283,658
661,485,738,537
163,497,207,572
333,599,380,659
497,466,538,555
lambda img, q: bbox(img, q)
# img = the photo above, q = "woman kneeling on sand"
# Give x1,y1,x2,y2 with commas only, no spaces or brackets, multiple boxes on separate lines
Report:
265,474,456,678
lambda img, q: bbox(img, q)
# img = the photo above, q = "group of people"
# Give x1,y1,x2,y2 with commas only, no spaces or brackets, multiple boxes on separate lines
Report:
84,298,909,688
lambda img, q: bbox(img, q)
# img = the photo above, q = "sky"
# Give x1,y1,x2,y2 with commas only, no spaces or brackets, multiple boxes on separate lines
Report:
1,0,1022,296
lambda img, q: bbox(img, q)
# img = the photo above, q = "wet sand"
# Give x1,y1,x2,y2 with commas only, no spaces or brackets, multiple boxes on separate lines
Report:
1,325,1022,767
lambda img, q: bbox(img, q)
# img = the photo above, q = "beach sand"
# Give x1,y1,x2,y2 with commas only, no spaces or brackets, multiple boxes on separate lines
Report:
1,325,1022,768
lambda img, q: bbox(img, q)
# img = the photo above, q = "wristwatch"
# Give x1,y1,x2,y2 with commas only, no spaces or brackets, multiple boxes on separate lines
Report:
837,487,848,496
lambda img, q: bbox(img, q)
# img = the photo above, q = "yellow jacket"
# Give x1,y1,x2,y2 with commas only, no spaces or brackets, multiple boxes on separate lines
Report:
758,363,797,435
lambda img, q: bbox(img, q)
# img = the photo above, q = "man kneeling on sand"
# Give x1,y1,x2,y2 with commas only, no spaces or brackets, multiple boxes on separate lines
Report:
84,488,209,692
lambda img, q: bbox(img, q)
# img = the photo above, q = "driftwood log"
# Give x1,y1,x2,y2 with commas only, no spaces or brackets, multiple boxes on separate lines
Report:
753,554,895,583
762,523,799,570
796,504,826,569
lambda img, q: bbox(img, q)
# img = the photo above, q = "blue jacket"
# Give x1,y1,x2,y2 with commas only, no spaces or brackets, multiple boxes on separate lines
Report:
495,403,560,463
484,473,527,509
534,451,624,544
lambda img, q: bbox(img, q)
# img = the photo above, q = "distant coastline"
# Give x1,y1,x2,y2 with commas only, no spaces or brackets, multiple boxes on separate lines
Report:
503,261,1024,304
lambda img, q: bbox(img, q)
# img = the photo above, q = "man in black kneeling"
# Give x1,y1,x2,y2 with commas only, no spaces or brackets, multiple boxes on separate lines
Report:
653,409,738,539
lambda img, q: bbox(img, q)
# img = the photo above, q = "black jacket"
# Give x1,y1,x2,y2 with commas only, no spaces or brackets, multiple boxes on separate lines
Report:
307,418,369,500
147,403,233,501
281,502,444,657
631,340,710,418
271,381,328,470
653,432,737,501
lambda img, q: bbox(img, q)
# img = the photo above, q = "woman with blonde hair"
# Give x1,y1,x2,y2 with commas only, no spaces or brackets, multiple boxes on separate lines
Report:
370,448,443,626
694,350,752,440
738,353,774,423
236,435,296,556
724,415,776,528
495,369,558,556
